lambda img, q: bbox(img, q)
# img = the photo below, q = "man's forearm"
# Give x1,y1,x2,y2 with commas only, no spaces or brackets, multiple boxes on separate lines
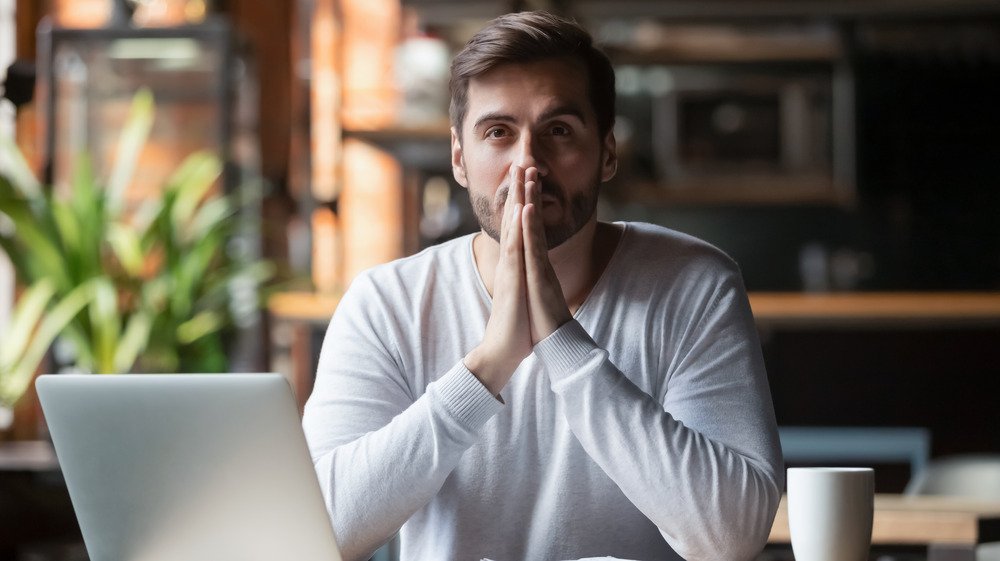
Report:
535,321,782,561
307,363,502,561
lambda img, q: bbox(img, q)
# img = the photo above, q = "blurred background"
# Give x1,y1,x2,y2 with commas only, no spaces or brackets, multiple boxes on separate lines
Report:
0,0,999,559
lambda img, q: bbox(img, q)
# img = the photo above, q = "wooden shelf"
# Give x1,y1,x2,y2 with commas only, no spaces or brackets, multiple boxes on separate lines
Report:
344,124,452,168
344,123,451,142
269,290,1000,326
750,292,1000,328
268,291,342,323
573,0,1000,20
603,29,841,65
615,176,852,207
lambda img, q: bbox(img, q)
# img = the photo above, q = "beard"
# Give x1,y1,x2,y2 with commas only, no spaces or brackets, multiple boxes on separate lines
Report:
471,172,600,250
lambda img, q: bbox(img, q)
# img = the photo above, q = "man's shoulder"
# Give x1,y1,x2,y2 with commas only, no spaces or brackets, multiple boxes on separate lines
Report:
618,221,739,275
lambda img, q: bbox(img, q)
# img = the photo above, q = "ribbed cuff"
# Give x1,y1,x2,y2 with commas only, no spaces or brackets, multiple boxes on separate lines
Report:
429,362,504,430
532,320,599,382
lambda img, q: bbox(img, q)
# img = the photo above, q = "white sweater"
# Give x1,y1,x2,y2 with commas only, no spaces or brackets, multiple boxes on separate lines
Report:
303,222,783,561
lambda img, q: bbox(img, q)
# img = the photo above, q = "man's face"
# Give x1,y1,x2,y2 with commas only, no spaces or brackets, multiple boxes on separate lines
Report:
450,57,617,249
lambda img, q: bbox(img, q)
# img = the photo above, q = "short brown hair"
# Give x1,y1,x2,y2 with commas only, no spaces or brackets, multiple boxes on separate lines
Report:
449,11,616,139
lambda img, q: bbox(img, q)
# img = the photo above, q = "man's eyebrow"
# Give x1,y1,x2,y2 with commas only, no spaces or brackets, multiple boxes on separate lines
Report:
471,106,589,132
539,105,587,125
472,112,516,131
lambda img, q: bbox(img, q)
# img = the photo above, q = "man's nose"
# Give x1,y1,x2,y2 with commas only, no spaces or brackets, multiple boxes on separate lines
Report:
514,133,548,176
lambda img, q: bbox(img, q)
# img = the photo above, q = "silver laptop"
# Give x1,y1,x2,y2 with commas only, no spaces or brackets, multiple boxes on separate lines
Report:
36,373,343,561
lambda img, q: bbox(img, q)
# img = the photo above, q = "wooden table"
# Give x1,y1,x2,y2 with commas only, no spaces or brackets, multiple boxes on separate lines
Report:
769,494,1000,561
749,292,1000,328
0,441,58,472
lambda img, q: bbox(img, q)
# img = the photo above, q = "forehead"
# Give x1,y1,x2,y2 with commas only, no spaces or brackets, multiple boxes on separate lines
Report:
464,58,592,124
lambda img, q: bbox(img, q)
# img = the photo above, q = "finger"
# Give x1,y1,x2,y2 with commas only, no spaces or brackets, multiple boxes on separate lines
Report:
521,203,546,341
524,201,572,339
510,203,525,272
510,165,525,208
525,166,537,184
500,203,524,272
522,202,547,286
524,167,539,206
499,173,515,245
524,179,538,211
498,203,526,307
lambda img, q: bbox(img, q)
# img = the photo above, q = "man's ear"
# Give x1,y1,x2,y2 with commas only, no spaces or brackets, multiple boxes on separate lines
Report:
451,127,469,188
600,129,618,183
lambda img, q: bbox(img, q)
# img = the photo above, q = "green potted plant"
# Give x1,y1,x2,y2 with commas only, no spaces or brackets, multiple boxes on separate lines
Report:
0,89,272,418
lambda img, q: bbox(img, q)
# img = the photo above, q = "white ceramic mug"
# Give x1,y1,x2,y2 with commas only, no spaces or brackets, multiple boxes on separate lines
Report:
787,467,874,561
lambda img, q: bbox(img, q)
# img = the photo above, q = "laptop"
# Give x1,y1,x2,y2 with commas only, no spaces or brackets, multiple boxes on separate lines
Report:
36,373,343,561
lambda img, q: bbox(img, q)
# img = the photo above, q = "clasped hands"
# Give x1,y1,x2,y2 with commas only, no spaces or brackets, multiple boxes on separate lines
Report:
465,165,573,395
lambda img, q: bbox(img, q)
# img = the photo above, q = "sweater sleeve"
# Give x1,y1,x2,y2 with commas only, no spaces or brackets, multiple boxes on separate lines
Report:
533,270,783,561
301,274,503,561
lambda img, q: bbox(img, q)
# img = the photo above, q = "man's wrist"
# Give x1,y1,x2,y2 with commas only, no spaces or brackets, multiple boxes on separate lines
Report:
463,346,515,396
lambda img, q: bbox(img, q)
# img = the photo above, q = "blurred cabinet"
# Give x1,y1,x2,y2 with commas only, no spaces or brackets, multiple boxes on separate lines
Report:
291,0,408,295
273,1,475,391
37,18,257,202
287,0,476,295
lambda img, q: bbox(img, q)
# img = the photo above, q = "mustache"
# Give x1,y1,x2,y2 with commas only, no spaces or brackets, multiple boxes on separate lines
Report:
496,178,565,208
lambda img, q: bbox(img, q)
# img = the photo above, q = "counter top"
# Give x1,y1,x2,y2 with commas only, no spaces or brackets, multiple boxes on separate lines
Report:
269,290,1000,327
749,292,1000,327
769,493,1000,545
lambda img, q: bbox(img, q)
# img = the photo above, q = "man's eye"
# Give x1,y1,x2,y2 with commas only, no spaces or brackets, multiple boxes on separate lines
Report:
486,127,508,139
551,125,570,136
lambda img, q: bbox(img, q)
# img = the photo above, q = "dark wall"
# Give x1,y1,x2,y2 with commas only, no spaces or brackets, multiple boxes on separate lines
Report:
854,34,1000,290
762,326,1000,490
610,20,1000,294
615,20,1000,491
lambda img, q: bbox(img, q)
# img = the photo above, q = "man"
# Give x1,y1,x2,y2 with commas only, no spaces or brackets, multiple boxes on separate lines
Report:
303,11,783,561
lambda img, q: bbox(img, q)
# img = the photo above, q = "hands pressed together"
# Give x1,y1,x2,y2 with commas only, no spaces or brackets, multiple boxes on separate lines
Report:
464,165,573,395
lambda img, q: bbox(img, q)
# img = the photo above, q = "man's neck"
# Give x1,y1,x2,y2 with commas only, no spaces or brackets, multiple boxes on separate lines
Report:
473,218,619,313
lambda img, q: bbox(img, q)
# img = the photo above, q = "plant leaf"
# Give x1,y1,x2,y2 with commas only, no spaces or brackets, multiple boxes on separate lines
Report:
51,199,82,273
0,279,55,370
106,223,145,277
171,230,223,317
69,154,109,280
176,310,224,345
60,321,96,373
0,197,69,289
0,138,42,199
189,195,234,242
168,152,222,235
114,311,152,373
0,234,32,284
106,88,155,217
88,277,121,374
71,153,97,215
131,197,164,235
0,279,94,406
